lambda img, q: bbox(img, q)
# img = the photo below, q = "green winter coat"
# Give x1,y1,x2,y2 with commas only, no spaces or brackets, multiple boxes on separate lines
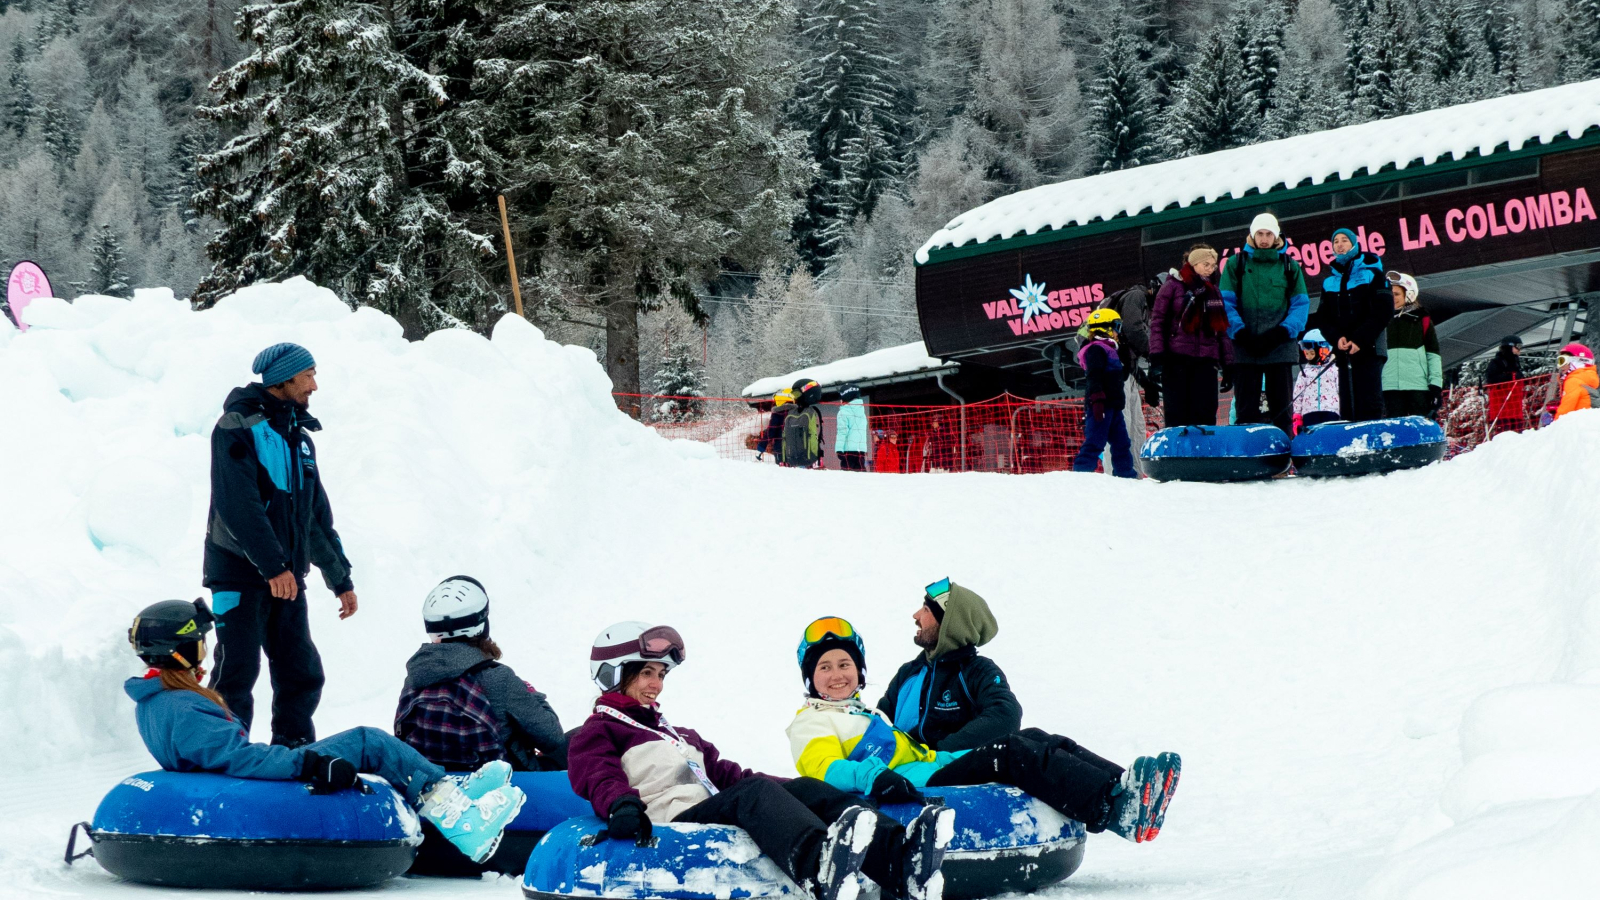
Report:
1219,243,1311,366
1382,307,1443,391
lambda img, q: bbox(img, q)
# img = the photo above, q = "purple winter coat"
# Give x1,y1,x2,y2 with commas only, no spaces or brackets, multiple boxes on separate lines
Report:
1150,266,1234,365
567,693,762,822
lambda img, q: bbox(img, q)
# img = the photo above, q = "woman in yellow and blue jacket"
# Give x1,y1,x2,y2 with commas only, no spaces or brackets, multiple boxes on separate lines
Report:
788,616,1181,844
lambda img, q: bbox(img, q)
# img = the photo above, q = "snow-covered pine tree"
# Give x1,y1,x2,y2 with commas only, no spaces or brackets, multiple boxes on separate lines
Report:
1350,0,1431,118
1420,0,1499,104
649,329,707,423
790,0,909,270
1086,11,1160,172
1240,2,1289,126
760,266,846,372
966,0,1083,188
484,0,809,411
1164,23,1254,157
1124,0,1184,106
1478,0,1527,90
36,0,84,50
1552,0,1600,80
1260,30,1349,141
89,223,130,297
3,38,32,139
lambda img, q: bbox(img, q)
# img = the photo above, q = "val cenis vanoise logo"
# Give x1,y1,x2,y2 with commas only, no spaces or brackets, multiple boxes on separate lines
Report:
983,274,1104,337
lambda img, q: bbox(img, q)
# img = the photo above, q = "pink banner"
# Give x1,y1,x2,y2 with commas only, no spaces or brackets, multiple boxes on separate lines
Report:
6,261,52,332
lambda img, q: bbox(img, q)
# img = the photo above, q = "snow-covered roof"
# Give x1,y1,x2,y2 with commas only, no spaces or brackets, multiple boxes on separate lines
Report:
740,341,954,399
917,79,1600,264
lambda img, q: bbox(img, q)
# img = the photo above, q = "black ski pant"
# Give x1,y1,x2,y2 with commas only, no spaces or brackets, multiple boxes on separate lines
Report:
1233,363,1294,433
1161,356,1221,427
926,728,1123,833
837,451,866,471
208,584,324,746
1384,389,1433,418
676,776,905,892
1337,354,1386,421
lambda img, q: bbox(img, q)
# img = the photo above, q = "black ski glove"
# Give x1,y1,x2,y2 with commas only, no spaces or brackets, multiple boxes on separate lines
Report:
1146,359,1164,388
1258,325,1291,350
606,795,652,843
869,769,926,805
1143,382,1162,409
1429,385,1443,415
300,751,358,794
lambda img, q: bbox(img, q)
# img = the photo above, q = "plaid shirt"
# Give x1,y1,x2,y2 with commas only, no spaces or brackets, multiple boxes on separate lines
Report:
395,672,506,769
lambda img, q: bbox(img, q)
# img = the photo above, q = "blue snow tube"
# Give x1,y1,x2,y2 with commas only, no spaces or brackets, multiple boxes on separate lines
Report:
521,785,1086,900
1290,416,1446,477
68,770,421,890
1140,424,1292,482
412,770,594,877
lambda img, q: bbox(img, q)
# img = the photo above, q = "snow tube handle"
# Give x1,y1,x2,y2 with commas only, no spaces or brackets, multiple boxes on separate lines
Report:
580,829,660,849
64,821,94,865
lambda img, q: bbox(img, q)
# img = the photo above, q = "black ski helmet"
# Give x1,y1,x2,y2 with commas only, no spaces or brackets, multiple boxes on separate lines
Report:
1499,335,1523,350
129,598,215,670
838,383,861,402
792,378,821,407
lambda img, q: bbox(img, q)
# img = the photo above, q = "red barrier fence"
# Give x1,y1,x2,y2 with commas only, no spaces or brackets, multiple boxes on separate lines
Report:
626,372,1559,472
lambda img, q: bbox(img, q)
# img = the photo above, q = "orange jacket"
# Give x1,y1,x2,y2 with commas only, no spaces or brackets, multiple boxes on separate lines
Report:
1555,365,1598,418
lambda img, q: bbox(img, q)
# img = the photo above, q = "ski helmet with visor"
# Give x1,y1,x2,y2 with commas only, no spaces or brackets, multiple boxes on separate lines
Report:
590,621,687,692
422,575,490,639
797,616,867,698
130,598,215,670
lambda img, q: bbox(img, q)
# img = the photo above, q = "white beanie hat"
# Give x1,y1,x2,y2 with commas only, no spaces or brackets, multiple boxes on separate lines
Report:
1249,213,1281,238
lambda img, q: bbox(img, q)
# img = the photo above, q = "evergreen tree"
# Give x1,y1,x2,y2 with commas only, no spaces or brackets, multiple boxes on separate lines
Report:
790,0,909,270
1165,23,1254,157
1124,0,1185,105
966,0,1083,188
89,223,130,297
649,331,707,423
36,0,85,51
1240,2,1289,125
1553,0,1600,80
1421,0,1498,104
1086,12,1160,172
759,266,845,371
1479,0,1526,90
1349,0,1429,119
3,39,33,139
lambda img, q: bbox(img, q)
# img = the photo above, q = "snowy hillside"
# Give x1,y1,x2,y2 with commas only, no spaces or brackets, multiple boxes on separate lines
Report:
1,281,1597,900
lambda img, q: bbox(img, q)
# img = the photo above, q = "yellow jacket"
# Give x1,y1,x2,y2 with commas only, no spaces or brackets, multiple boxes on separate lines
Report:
786,697,956,792
1555,365,1598,419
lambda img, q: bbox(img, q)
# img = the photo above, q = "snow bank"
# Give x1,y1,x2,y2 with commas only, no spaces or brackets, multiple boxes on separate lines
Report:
3,279,1600,899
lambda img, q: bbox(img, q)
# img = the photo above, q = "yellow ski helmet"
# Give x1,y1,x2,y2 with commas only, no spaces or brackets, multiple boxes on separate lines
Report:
1082,307,1122,339
773,388,796,408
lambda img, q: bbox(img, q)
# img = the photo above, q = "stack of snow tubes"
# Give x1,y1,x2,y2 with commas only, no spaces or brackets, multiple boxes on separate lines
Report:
1140,424,1292,482
1289,416,1447,477
411,770,594,877
71,770,420,890
521,784,1086,900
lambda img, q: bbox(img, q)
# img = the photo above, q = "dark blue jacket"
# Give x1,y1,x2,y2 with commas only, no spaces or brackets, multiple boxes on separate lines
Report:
203,384,353,594
876,646,1021,752
1317,251,1392,359
124,675,306,779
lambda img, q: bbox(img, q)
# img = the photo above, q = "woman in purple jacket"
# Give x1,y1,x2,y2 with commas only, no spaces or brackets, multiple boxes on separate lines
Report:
1149,244,1234,427
568,621,951,900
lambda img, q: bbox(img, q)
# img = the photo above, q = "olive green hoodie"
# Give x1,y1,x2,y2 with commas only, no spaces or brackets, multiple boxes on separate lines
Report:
928,583,999,661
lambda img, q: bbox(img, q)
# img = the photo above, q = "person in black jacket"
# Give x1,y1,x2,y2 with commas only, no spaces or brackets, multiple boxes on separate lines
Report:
1484,336,1523,385
396,576,568,771
1314,228,1392,421
204,343,355,747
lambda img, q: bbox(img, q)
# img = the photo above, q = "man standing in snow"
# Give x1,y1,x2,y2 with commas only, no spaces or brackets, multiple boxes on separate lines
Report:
1219,213,1309,433
204,342,357,747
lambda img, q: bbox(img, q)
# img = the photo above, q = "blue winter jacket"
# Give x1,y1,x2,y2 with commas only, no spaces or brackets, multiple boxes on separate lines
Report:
124,675,305,779
835,399,868,453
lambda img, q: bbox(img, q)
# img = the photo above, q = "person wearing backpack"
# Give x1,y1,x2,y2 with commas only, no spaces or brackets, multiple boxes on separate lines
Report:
1219,214,1310,433
756,389,796,462
1380,272,1443,418
1314,228,1391,422
1071,309,1138,478
396,576,568,771
781,379,826,468
834,383,868,471
1097,282,1153,462
1149,244,1232,427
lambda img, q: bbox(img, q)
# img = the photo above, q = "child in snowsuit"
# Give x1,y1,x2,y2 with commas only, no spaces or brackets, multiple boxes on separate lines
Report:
1551,342,1597,421
396,576,568,771
567,622,951,900
790,614,1180,844
1072,308,1138,478
1292,330,1341,432
125,598,525,863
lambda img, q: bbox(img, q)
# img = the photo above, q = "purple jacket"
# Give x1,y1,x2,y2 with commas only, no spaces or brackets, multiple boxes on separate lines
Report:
1151,267,1234,365
567,693,760,822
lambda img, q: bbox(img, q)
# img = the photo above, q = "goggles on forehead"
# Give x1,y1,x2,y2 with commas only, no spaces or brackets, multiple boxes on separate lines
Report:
591,625,687,666
924,577,952,603
803,616,856,645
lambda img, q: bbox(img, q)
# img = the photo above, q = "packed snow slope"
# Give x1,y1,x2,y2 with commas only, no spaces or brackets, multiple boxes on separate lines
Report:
1,281,1597,900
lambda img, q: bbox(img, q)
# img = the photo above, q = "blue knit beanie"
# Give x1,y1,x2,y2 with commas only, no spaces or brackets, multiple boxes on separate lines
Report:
252,343,316,386
1332,228,1360,251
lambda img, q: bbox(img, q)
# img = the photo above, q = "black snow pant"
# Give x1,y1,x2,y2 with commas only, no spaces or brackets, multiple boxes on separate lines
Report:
208,584,325,746
1161,356,1221,427
926,728,1123,833
676,776,907,893
837,451,866,471
1384,389,1434,418
1233,363,1294,433
1337,354,1386,422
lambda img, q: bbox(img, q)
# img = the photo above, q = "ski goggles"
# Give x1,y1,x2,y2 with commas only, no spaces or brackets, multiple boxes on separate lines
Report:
802,617,858,646
924,577,952,604
591,625,687,665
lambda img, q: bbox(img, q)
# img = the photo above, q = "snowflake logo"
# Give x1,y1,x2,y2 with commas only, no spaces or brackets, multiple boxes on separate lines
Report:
1009,275,1051,324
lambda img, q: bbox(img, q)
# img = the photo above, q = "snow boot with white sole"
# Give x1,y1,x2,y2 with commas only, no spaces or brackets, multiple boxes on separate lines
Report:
901,804,955,900
1144,752,1181,841
419,779,526,863
811,805,877,900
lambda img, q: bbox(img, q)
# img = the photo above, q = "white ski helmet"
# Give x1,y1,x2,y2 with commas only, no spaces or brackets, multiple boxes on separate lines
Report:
422,575,490,639
590,621,687,692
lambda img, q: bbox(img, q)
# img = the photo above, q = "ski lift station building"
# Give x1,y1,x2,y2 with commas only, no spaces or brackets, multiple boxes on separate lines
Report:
745,79,1600,407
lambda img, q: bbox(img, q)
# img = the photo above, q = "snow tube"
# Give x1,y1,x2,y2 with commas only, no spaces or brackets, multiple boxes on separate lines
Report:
1290,416,1446,477
1140,424,1292,482
67,770,421,890
521,785,1085,900
412,770,594,877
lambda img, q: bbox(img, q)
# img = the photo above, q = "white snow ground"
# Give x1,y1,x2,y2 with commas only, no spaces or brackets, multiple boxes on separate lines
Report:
1,280,1597,900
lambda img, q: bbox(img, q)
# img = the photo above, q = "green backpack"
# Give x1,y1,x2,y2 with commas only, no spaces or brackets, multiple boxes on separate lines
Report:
781,406,821,467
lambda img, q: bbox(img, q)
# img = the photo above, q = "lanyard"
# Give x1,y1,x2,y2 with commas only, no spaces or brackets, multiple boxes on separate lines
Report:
596,705,719,796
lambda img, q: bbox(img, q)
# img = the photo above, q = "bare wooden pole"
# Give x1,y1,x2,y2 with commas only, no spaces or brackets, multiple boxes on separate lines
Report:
497,194,524,318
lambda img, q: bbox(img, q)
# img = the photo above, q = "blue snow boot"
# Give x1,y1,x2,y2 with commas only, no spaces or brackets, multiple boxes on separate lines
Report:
1104,756,1162,843
901,803,955,900
810,805,876,900
457,759,512,800
419,779,526,863
1146,752,1182,841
